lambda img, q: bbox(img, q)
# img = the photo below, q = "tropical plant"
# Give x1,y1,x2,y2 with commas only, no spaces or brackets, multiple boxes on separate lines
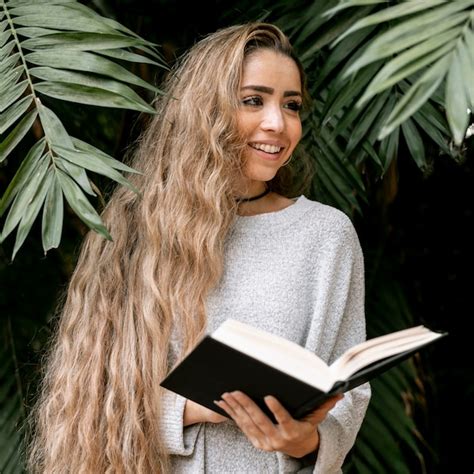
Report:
1,0,472,472
0,0,168,259
0,0,168,470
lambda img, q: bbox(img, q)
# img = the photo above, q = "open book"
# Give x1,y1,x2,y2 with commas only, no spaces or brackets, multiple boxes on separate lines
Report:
160,319,447,420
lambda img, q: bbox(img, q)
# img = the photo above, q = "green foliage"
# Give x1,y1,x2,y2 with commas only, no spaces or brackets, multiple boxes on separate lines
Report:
0,0,167,259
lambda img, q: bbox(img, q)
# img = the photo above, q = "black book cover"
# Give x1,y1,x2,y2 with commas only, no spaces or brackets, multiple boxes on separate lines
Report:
160,333,447,420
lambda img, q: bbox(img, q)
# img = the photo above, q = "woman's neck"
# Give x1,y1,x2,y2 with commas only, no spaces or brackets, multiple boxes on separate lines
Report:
237,193,296,216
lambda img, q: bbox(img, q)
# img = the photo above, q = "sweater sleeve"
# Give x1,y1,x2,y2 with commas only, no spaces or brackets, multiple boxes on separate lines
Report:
158,388,202,456
312,218,371,473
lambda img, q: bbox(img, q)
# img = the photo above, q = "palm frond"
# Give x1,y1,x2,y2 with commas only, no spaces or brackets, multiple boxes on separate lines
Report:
0,0,166,258
336,1,474,143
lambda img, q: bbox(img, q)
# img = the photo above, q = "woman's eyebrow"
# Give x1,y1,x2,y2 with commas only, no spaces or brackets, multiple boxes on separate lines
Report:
240,85,301,97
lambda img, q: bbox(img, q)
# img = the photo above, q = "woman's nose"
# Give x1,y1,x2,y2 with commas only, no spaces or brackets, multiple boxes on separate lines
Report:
261,106,284,133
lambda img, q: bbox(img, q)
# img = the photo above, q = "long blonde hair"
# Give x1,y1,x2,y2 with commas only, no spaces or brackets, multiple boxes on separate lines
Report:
28,23,314,473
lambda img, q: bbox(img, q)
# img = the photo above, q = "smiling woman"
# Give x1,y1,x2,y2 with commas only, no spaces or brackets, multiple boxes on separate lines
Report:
28,23,370,474
235,49,303,215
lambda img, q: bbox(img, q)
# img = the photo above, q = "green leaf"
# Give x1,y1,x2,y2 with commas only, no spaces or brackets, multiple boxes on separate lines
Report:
445,48,470,145
0,66,23,91
310,24,376,88
0,40,15,61
6,0,76,5
318,128,366,193
71,137,140,174
25,50,159,93
41,173,63,252
35,101,96,195
361,411,405,463
0,155,49,242
466,28,474,104
0,52,21,76
298,5,374,57
401,118,426,171
0,80,28,113
323,61,381,125
97,48,167,68
354,436,389,472
334,0,448,45
34,80,155,113
11,9,117,35
0,138,45,217
0,95,33,134
357,33,457,106
12,170,52,259
346,89,390,154
0,20,7,33
379,57,450,139
412,109,450,155
15,26,60,38
98,14,158,48
0,29,11,49
345,12,466,76
21,32,145,51
361,140,384,169
56,168,111,240
323,0,386,17
378,126,399,172
458,38,474,109
55,156,95,196
315,154,360,214
54,145,139,193
0,109,38,163
36,100,73,147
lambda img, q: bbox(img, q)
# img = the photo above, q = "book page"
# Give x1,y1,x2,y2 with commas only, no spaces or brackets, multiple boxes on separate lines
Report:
212,319,335,392
330,328,443,380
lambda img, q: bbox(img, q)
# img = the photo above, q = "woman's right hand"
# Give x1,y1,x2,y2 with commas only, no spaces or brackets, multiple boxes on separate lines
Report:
183,399,227,426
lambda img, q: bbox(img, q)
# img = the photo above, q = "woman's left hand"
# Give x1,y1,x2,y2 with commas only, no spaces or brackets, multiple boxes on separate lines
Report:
214,391,343,458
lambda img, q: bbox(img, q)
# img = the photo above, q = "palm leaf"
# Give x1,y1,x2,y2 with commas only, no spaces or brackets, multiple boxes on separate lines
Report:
333,1,474,145
0,0,167,259
343,253,434,473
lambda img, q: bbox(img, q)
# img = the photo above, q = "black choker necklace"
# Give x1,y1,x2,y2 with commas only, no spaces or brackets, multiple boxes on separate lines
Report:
235,187,271,203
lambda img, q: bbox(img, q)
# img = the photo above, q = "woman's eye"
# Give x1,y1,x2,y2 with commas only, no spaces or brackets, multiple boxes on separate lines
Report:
242,96,263,107
285,101,303,112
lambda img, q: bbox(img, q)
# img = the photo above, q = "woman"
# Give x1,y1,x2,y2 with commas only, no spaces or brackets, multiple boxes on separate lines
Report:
29,23,370,473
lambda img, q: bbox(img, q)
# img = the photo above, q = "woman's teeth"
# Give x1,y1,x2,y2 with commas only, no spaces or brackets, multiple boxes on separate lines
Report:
250,143,282,154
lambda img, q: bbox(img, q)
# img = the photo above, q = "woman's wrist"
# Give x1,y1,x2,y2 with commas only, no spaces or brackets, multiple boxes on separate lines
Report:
284,429,319,459
184,399,227,426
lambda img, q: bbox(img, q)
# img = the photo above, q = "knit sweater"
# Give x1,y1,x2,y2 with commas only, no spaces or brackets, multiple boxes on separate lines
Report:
160,195,371,473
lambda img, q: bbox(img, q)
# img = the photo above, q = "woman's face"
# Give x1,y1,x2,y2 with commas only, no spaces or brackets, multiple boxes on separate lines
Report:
236,49,303,191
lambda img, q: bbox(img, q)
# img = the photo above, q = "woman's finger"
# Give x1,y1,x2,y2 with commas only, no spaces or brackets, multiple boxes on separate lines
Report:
303,394,344,425
214,399,236,418
220,392,275,449
230,392,279,436
263,395,294,427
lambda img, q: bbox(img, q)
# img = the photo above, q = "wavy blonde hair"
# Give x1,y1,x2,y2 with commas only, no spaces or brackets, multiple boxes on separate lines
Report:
28,23,314,473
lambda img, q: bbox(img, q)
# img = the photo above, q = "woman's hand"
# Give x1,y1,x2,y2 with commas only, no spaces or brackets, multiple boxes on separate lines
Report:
214,391,343,458
183,399,227,426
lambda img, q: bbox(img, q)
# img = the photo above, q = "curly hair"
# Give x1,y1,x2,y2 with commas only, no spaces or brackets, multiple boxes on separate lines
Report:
27,22,314,473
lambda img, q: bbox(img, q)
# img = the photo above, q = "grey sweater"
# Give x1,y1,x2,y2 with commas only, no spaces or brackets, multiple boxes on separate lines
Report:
160,195,371,473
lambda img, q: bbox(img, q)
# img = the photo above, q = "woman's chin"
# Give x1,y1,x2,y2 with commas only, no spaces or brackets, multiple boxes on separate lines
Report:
244,165,280,182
